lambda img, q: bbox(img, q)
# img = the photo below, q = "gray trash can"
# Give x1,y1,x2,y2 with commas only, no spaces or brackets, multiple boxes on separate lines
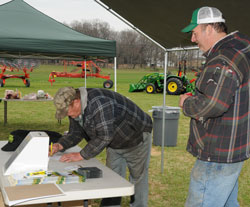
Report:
152,106,180,147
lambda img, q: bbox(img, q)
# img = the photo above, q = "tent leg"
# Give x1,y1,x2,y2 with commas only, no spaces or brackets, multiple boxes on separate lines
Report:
114,57,117,92
84,59,87,88
161,51,168,174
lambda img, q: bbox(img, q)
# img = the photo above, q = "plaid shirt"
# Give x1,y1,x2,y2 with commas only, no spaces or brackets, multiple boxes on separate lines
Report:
58,88,152,160
183,32,250,163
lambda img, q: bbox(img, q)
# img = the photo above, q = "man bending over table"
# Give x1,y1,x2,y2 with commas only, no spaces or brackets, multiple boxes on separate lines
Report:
50,87,152,207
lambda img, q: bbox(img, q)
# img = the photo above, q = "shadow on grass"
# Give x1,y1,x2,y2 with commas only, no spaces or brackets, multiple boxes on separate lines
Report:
0,122,68,141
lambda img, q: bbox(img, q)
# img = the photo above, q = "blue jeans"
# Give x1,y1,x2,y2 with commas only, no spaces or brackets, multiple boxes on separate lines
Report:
185,159,244,207
100,132,152,207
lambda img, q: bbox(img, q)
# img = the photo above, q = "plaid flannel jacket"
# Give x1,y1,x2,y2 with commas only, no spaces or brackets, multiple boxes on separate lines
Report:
183,32,250,163
58,88,152,160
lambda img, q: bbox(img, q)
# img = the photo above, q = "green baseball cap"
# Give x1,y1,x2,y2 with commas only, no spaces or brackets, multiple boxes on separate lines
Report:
182,7,225,33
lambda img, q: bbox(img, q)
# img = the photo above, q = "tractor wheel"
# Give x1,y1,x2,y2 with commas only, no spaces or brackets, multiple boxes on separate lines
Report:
0,79,4,87
146,83,156,94
25,79,30,87
156,87,163,93
166,78,183,95
103,80,113,89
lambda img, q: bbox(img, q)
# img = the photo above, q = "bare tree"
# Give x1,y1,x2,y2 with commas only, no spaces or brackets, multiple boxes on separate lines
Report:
67,19,168,69
70,19,115,40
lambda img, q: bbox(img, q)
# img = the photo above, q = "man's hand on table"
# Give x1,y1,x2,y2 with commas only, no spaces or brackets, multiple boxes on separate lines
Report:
49,143,83,162
59,152,83,162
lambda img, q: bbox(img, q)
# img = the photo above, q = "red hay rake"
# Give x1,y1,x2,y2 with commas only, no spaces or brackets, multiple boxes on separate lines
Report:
0,59,39,87
48,60,113,88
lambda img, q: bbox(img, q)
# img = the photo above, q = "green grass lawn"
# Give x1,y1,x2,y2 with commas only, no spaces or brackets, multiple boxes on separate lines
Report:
0,65,249,207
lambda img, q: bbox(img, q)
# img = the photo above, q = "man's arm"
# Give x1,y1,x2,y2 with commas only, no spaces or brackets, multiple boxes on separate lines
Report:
80,98,115,160
182,58,240,120
58,117,85,150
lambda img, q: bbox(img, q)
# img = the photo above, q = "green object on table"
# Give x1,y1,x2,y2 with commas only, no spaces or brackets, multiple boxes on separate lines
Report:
8,135,14,143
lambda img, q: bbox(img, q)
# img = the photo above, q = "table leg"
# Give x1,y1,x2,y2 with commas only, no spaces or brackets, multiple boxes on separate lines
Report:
46,202,61,206
83,200,88,207
4,100,7,125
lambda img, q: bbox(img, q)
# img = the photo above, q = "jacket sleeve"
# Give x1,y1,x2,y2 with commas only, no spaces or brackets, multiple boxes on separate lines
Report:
183,55,240,121
58,117,85,150
80,98,115,160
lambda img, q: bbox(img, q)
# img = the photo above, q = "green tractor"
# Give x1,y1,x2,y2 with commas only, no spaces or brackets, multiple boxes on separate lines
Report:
129,72,164,94
129,61,195,95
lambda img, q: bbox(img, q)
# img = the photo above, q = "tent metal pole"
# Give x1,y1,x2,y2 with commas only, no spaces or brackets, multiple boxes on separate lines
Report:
161,51,168,173
167,46,198,52
84,59,87,88
114,57,117,92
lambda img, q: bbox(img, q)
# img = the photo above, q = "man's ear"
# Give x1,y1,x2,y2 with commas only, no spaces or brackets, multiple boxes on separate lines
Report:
206,24,214,36
74,99,81,106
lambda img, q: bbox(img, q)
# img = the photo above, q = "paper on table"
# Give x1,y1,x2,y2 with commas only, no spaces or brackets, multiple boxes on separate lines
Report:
49,152,64,161
4,183,64,206
8,169,85,186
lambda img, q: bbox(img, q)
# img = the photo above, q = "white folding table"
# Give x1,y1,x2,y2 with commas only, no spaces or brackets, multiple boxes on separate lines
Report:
0,141,134,206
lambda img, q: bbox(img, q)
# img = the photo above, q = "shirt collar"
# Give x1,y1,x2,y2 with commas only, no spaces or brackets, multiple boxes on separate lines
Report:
203,31,239,57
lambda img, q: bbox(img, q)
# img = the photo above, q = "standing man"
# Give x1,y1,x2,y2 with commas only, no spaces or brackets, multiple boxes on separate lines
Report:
179,6,250,207
51,87,152,207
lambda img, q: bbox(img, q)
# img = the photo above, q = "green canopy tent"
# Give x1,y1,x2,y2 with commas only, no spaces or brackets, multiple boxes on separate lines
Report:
0,0,116,60
0,0,117,89
95,0,250,172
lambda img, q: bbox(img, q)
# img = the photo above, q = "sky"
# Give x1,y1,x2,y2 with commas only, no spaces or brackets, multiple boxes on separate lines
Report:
0,0,130,31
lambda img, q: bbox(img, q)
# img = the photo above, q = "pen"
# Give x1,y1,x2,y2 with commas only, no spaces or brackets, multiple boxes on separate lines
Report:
27,171,46,176
50,142,53,156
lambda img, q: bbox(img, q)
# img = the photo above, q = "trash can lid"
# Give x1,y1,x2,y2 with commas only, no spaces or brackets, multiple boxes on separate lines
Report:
152,106,181,111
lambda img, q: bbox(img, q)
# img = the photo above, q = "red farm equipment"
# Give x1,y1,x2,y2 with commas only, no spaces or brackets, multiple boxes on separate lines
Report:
48,60,113,88
0,59,38,87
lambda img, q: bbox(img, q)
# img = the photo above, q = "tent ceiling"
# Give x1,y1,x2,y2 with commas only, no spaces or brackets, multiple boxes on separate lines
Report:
99,0,250,49
0,0,116,59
